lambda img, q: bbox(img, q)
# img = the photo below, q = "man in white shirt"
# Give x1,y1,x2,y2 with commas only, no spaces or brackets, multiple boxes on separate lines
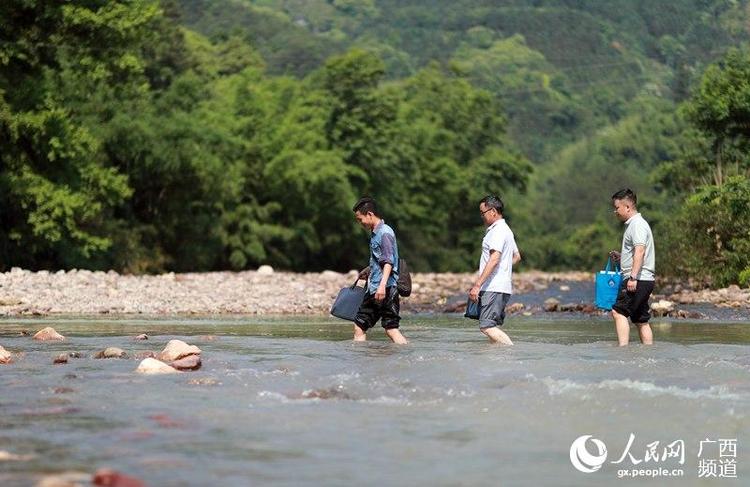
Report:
469,195,521,344
609,188,656,346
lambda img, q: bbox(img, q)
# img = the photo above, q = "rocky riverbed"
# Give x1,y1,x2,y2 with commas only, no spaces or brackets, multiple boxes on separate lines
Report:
0,267,747,318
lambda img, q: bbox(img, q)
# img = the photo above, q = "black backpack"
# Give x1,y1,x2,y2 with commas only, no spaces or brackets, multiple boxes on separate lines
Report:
361,258,412,297
396,258,412,297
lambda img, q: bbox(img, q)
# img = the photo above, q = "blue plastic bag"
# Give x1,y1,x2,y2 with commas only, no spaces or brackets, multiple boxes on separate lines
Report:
595,257,622,310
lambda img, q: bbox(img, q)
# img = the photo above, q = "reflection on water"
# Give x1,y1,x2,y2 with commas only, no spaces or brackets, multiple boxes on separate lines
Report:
1,315,749,486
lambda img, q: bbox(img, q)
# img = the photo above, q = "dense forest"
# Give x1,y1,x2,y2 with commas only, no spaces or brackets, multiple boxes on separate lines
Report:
1,0,749,286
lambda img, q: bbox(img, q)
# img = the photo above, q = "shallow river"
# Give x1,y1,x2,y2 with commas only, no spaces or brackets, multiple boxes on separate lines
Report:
1,315,749,486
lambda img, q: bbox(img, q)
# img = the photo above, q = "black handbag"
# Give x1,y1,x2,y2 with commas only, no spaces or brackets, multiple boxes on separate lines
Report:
464,298,480,320
330,278,367,322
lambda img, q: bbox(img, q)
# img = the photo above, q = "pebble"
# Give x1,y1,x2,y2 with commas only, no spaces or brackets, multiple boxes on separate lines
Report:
33,327,65,341
0,345,12,364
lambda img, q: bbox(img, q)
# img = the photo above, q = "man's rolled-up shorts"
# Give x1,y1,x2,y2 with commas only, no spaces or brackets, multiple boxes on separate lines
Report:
355,286,401,331
479,291,510,329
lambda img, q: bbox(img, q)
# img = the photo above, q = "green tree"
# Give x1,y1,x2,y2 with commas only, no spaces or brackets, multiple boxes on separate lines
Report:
0,0,161,270
661,46,750,285
517,96,680,270
451,34,590,161
682,46,750,185
387,63,532,270
322,49,398,177
667,176,750,286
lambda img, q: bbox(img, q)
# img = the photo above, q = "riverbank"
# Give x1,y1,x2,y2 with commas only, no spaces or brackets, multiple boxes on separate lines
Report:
0,267,747,318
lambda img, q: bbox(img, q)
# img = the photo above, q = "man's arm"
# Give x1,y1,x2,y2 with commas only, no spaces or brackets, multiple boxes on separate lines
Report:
374,232,397,301
375,263,392,301
627,245,645,291
511,239,521,265
469,250,500,302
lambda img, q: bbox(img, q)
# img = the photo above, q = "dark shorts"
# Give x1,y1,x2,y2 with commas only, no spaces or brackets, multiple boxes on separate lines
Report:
354,287,400,331
612,280,655,324
479,291,511,330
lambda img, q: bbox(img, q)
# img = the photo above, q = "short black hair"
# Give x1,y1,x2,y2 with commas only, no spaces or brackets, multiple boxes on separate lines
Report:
352,196,381,216
612,188,637,205
479,195,504,215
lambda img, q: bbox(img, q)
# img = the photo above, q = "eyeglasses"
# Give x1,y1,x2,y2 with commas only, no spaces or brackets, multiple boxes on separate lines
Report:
480,207,495,216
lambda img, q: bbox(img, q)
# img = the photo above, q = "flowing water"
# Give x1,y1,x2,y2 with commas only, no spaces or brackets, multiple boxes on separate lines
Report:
1,315,749,486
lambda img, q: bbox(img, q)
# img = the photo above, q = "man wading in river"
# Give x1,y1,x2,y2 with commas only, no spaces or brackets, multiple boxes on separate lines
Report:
469,195,521,345
352,197,408,344
609,188,656,346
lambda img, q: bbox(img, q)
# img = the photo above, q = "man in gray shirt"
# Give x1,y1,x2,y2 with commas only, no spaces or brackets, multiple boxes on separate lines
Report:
609,188,656,346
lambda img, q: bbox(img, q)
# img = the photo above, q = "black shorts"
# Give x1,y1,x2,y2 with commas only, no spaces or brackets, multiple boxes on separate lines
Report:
354,287,400,331
612,280,655,324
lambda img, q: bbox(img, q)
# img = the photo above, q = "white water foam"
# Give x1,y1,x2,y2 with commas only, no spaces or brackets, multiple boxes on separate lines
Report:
257,390,410,405
526,374,744,401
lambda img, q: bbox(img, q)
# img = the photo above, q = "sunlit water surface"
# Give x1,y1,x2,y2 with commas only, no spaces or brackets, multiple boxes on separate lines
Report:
1,315,749,486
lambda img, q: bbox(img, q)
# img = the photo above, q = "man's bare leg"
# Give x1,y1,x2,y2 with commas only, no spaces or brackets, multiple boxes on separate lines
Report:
385,328,408,345
481,326,513,345
353,324,367,342
612,309,631,346
636,323,653,345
